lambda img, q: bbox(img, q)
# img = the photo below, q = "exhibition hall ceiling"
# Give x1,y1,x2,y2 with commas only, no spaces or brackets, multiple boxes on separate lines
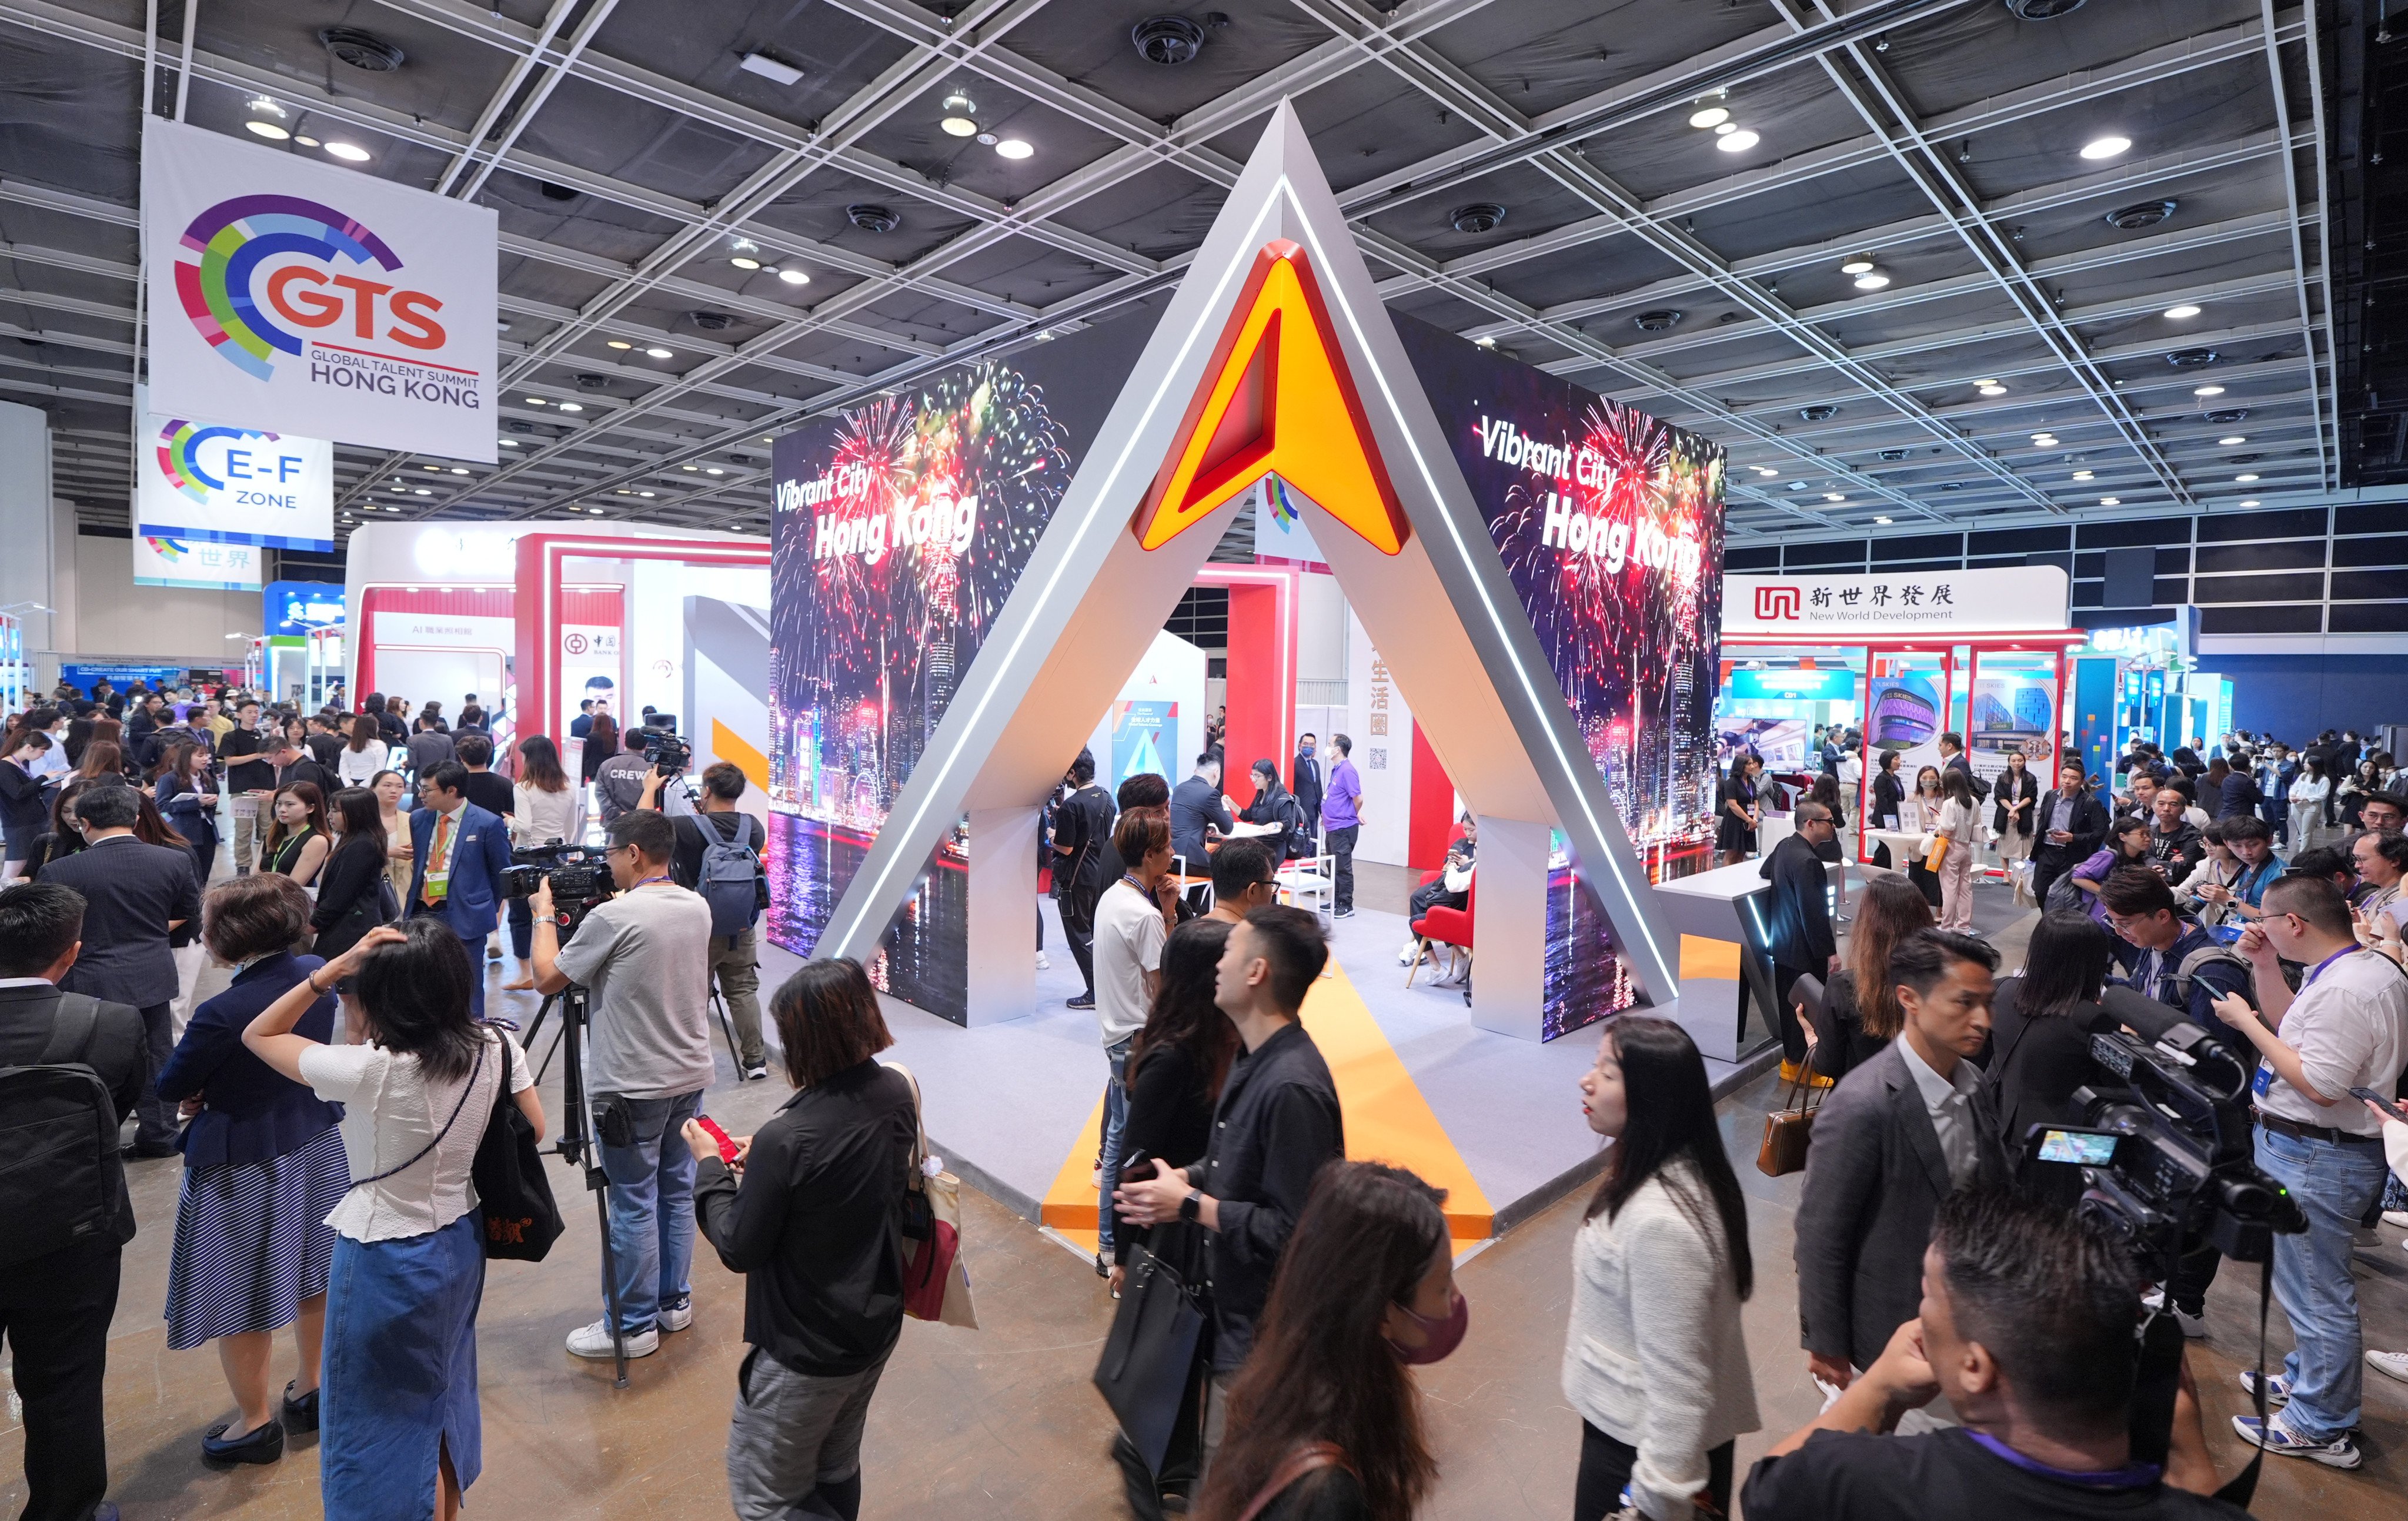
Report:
0,0,2339,544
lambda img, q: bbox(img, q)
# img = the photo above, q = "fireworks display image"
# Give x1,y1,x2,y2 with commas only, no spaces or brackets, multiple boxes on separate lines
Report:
764,305,1158,1022
1394,313,1726,1038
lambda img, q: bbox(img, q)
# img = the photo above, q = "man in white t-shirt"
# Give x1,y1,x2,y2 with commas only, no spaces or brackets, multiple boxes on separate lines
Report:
533,807,717,1361
1090,811,1171,1272
2212,873,2408,1468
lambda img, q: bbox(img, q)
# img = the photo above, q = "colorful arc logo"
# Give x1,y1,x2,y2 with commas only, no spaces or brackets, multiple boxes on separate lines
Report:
173,195,403,381
155,417,279,505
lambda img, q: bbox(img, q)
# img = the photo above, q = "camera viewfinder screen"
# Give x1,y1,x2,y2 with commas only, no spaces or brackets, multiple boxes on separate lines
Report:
2037,1129,2119,1165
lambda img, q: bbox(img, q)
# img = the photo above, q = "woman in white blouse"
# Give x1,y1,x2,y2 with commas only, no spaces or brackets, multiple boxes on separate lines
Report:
1931,767,1984,934
242,921,542,1521
336,714,388,790
2287,754,2333,853
502,735,583,991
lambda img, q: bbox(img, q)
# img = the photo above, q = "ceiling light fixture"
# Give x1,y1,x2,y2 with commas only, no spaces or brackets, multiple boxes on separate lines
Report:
245,121,292,141
730,255,762,271
525,396,546,405
776,268,810,285
2193,385,2225,396
557,401,583,412
2218,434,2247,445
2235,473,2259,482
995,138,1034,159
1475,335,1497,347
2072,470,2094,480
683,464,698,472
247,95,286,118
449,467,467,474
1873,516,1893,525
705,467,724,475
1712,122,1736,136
1715,129,1760,153
2238,499,2261,507
1754,466,1779,476
295,136,320,148
645,346,673,359
1978,381,2007,396
737,52,804,87
1852,269,1892,290
412,487,430,496
940,92,978,136
639,491,656,498
2163,303,2202,320
606,340,632,350
323,142,372,162
2079,134,2132,160
588,506,604,516
499,439,519,447
1688,104,1731,129
1823,492,1846,502
1839,253,1876,275
2099,496,2121,506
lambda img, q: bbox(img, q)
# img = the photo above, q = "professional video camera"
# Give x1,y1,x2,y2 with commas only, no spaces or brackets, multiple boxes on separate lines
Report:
500,840,614,931
2022,986,2303,1267
638,724,691,777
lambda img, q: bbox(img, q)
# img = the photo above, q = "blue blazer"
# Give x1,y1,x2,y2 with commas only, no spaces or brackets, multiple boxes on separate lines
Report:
407,800,514,940
155,952,343,1171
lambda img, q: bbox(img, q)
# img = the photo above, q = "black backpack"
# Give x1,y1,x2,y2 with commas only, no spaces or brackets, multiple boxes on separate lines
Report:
0,995,123,1269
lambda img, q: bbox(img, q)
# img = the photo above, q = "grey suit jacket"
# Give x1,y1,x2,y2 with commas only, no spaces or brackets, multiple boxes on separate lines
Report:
1793,1038,2007,1372
44,835,203,1008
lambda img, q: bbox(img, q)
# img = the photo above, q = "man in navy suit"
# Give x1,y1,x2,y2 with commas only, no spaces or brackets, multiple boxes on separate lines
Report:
407,761,513,1017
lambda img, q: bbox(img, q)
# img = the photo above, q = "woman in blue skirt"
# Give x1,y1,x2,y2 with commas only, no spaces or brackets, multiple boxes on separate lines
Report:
243,917,542,1521
157,873,352,1466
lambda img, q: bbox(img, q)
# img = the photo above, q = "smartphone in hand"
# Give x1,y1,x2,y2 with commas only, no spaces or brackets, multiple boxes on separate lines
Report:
694,1114,740,1164
1118,1148,1157,1185
2347,1088,2408,1124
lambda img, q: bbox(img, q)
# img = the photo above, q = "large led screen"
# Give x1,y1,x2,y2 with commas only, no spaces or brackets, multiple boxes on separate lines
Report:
1394,314,1726,1038
767,305,1161,1022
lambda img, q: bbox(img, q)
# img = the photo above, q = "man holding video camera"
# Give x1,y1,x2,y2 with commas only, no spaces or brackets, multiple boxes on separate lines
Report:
531,808,717,1361
2205,873,2408,1467
1744,1189,2243,1519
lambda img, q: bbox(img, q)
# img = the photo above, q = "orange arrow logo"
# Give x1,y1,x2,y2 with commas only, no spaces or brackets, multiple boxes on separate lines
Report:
1133,240,1409,555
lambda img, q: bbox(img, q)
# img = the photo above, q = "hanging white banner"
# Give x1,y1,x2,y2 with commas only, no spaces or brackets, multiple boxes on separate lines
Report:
141,118,498,462
136,406,335,551
133,533,263,591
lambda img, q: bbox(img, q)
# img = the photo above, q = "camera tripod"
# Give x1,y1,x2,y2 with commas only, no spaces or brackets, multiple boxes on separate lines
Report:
522,981,635,1388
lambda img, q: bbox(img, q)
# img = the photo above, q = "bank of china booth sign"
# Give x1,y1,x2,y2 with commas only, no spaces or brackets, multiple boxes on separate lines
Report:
141,119,498,462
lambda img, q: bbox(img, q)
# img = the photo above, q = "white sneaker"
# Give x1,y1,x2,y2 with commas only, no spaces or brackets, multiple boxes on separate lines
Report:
2368,1349,2408,1385
1036,951,1051,971
2383,1209,2408,1229
656,1298,693,1333
1397,940,1421,965
2173,1307,2208,1340
565,1319,658,1359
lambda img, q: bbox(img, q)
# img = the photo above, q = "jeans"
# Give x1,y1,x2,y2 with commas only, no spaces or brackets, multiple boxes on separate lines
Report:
1098,1035,1132,1255
2253,1124,2392,1439
507,897,534,961
598,1088,705,1335
710,929,766,1069
0,1240,119,1521
1325,824,1358,911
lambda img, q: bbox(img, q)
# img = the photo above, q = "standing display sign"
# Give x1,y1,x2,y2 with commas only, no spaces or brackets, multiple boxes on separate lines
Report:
134,533,262,590
141,119,499,462
138,407,335,551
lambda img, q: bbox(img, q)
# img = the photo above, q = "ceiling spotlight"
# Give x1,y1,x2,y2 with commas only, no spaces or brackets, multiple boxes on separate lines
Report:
1475,335,1497,347
2193,385,2225,396
2072,469,2094,480
2163,304,2202,320
245,121,292,141
412,487,430,496
589,506,605,515
941,92,978,135
730,256,762,270
295,136,320,148
606,340,632,350
1689,104,1731,129
2235,473,2259,482
1839,253,1877,275
2099,496,2121,506
1715,129,1760,153
323,142,372,162
645,346,673,359
247,95,287,118
422,463,441,471
639,491,656,498
2238,499,2261,507
1823,492,1846,502
1754,466,1779,476
1852,269,1892,290
449,467,467,474
705,467,725,475
499,439,519,447
557,401,584,412
776,267,810,285
682,464,699,472
1978,382,2007,396
2079,135,2132,161
2217,434,2247,445
525,396,547,405
1713,122,1736,136
995,138,1034,159
1873,516,1893,525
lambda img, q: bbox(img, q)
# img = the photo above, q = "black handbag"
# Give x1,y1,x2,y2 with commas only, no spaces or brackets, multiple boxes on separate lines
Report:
472,1030,563,1261
1093,1228,1208,1476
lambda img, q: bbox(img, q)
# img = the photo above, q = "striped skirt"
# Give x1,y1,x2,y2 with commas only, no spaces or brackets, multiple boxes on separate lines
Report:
165,1126,352,1349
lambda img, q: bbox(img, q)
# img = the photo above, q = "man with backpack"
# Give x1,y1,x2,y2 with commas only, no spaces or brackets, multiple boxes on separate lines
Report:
2096,869,2257,1339
666,761,770,1083
0,882,150,1521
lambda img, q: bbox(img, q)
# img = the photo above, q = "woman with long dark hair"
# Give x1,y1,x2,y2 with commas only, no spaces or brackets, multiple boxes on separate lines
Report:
1991,748,2040,895
1988,911,2116,1203
1932,766,1982,932
504,736,580,990
1806,773,1846,861
682,958,914,1521
1565,1017,1758,1520
155,740,219,881
2069,816,2151,925
2287,753,2333,853
338,713,387,789
1868,750,1906,868
242,919,542,1521
1194,1161,1454,1521
582,713,618,787
1807,874,1932,1082
262,782,331,890
1715,755,1761,866
309,788,392,965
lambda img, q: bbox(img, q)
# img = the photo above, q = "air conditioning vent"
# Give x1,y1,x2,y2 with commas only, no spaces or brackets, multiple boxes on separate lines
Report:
539,182,580,202
2003,0,2085,16
846,204,901,233
687,312,737,331
1450,202,1507,235
575,373,611,389
318,26,405,72
2167,348,2219,369
1632,309,1682,332
2103,200,2176,230
1131,15,1206,65
1878,449,1911,462
1801,405,1841,422
2202,409,2250,424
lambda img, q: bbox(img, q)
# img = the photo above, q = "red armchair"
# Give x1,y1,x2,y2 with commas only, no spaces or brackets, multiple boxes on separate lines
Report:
1406,874,1475,987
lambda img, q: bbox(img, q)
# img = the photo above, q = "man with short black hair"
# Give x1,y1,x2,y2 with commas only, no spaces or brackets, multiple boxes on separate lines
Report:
406,761,513,1018
535,807,717,1361
1092,811,1173,1272
1936,731,1986,803
1761,802,1842,1077
593,724,660,826
453,733,515,820
1169,753,1234,870
267,732,338,800
1797,929,2006,1404
1320,734,1363,919
1051,749,1116,1011
2145,788,2204,880
302,713,345,768
220,699,273,874
570,697,597,741
1114,904,1343,1471
2199,815,2281,922
2353,828,2408,934
667,760,769,1081
2030,762,2109,915
1290,733,1323,854
2360,791,2407,834
42,784,202,1158
2207,874,2408,1465
1745,1188,2242,1519
0,882,149,1521
1208,837,1278,926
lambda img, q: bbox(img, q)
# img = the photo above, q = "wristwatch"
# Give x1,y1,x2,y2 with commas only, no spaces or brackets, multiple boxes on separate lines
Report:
1178,1189,1203,1224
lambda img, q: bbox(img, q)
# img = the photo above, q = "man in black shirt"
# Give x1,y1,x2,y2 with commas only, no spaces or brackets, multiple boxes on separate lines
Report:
1744,1188,2242,1521
453,734,516,821
219,699,274,874
0,882,150,1521
1050,750,1116,1011
1759,801,1842,1074
2029,761,2109,913
667,761,770,1081
266,734,339,803
303,713,346,768
1116,905,1344,1472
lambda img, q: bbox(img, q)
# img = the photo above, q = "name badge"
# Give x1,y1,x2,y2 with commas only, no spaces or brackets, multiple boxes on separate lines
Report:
2252,1063,2274,1098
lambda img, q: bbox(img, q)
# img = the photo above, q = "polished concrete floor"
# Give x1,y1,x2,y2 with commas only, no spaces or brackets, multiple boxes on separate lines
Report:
6,873,2405,1518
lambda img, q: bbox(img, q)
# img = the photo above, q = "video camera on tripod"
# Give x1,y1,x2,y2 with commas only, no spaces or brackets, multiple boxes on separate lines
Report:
638,723,690,777
501,840,614,932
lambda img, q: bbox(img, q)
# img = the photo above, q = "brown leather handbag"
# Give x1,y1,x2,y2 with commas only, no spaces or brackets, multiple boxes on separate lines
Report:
1756,1065,1825,1176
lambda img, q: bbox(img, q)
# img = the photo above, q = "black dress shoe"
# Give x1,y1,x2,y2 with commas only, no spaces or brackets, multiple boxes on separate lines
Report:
280,1382,319,1434
122,1141,181,1159
201,1416,285,1465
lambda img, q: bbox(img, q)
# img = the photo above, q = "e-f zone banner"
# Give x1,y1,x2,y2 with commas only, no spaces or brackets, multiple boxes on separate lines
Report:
136,395,334,551
142,119,498,462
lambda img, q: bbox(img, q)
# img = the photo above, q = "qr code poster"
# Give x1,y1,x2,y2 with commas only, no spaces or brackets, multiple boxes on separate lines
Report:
1368,748,1387,770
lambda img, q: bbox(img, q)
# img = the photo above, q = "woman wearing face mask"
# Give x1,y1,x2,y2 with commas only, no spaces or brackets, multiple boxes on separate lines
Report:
1567,1018,1758,1521
1193,1161,1454,1521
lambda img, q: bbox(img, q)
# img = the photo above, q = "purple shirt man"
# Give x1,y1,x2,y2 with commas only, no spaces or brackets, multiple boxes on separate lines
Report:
1321,754,1362,832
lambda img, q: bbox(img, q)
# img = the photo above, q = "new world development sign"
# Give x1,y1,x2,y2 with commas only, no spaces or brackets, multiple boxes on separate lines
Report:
141,119,497,462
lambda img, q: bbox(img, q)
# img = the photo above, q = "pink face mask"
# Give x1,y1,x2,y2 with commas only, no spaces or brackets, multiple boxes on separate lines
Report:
1387,1286,1469,1365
